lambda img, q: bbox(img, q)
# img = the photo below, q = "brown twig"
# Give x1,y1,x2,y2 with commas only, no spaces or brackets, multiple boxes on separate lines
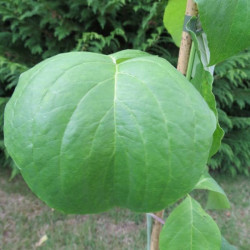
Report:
177,0,198,75
150,210,164,250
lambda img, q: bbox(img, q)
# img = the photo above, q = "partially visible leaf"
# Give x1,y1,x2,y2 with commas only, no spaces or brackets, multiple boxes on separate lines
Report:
163,0,186,47
210,125,224,158
206,192,229,210
187,18,224,157
9,164,20,181
0,97,9,106
194,0,250,65
195,172,230,210
221,236,238,250
159,196,221,250
109,49,150,63
191,60,224,157
0,97,9,131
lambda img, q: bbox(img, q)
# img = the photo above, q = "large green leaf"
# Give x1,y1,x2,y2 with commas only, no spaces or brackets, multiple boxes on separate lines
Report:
4,50,216,214
159,196,221,250
163,0,187,47
195,172,230,210
194,0,250,65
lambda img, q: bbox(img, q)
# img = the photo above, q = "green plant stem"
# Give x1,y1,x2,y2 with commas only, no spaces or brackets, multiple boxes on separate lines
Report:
186,42,196,81
147,214,152,250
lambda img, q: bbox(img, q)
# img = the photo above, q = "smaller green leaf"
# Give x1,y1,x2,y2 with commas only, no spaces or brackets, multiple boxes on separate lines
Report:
190,55,224,157
159,196,221,250
210,124,224,158
163,0,186,47
221,236,237,250
187,17,224,157
195,172,230,210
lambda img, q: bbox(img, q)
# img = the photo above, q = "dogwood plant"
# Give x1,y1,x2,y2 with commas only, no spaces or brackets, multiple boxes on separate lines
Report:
4,0,250,249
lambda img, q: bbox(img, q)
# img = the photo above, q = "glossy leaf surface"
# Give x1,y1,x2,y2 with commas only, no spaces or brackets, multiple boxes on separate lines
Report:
159,196,221,250
4,50,216,214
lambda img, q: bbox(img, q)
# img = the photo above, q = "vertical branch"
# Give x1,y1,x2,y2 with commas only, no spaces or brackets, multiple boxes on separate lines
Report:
150,210,164,250
177,0,198,75
150,1,198,250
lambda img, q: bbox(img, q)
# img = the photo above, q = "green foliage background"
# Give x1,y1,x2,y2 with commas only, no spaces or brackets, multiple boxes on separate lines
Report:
210,51,250,176
0,0,249,175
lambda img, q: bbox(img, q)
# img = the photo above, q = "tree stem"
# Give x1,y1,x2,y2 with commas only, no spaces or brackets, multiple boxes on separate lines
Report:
150,210,164,250
149,1,198,250
177,0,198,75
